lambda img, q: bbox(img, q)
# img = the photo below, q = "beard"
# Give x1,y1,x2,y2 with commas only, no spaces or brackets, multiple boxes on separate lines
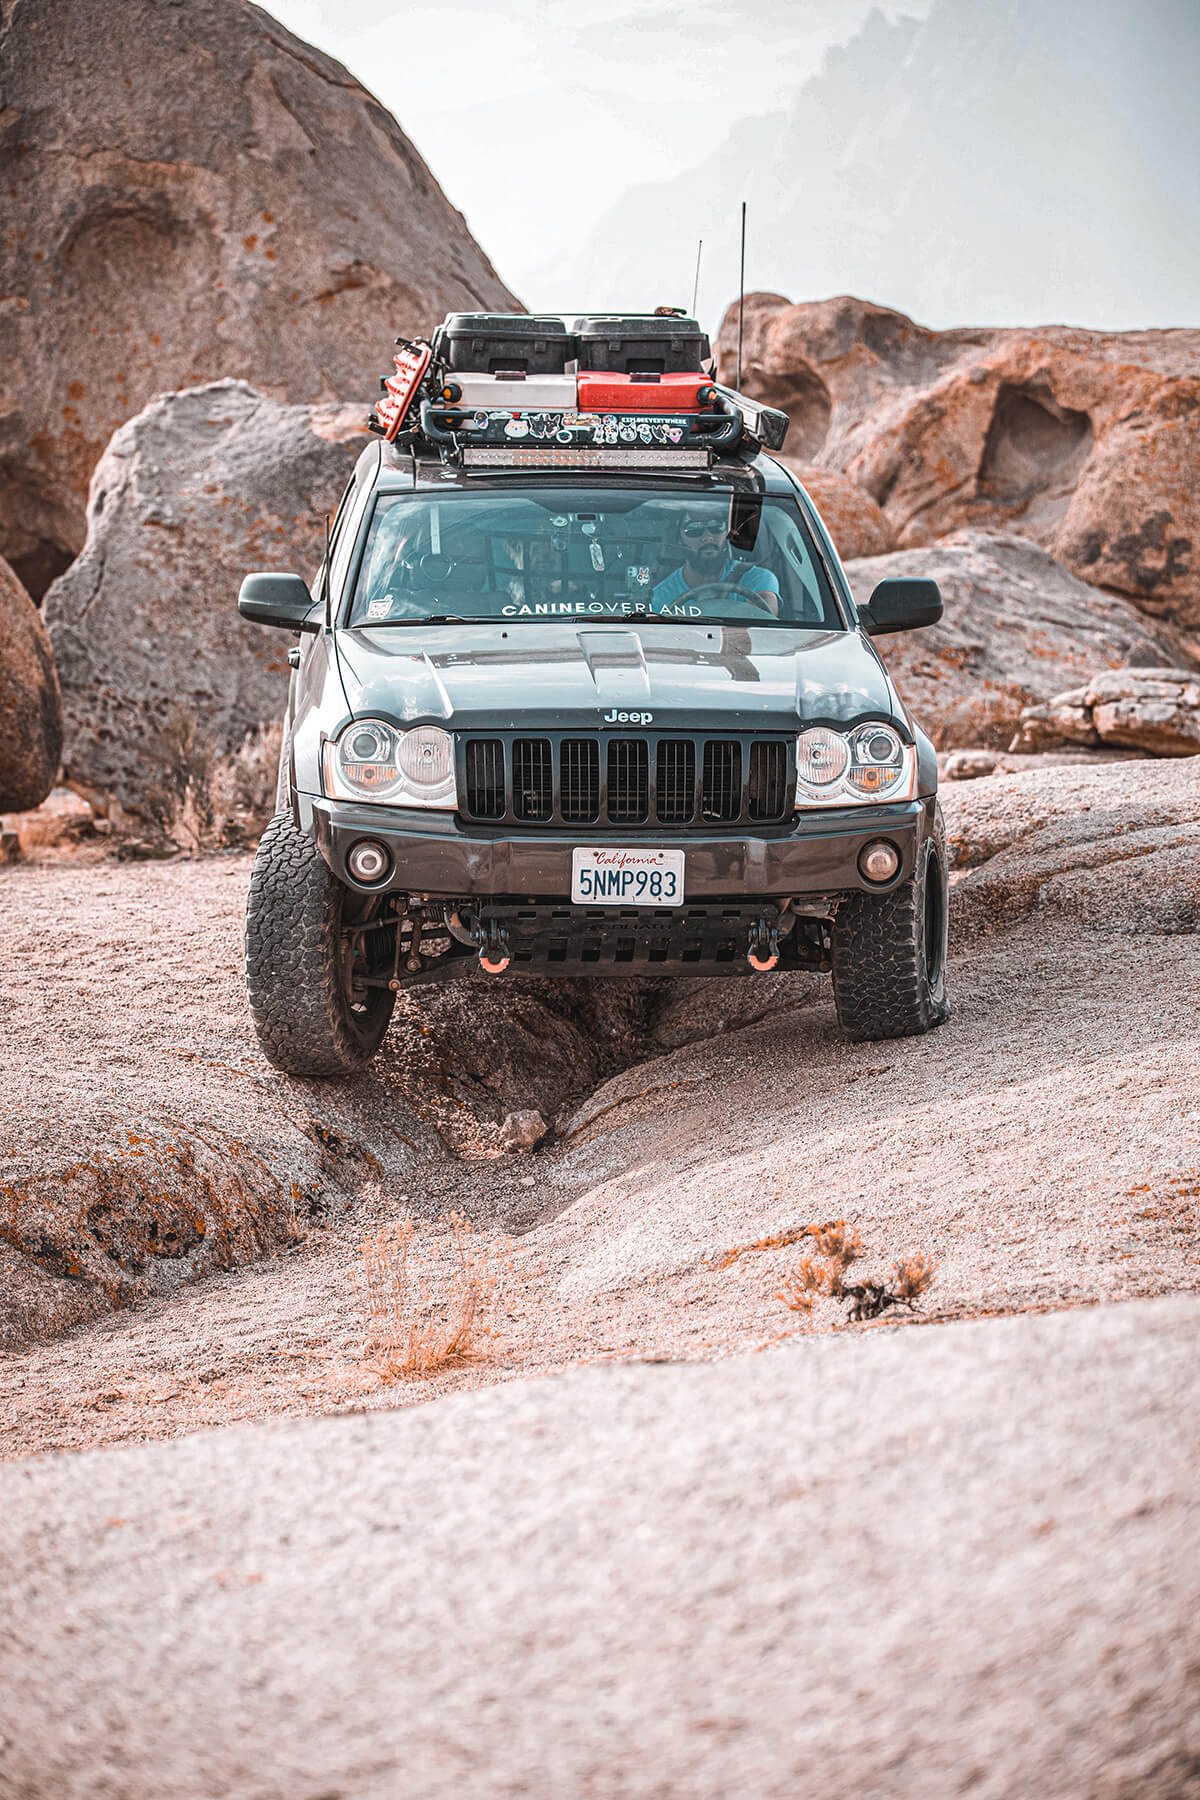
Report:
688,540,726,576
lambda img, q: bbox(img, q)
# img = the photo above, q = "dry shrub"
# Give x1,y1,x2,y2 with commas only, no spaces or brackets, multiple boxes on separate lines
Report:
709,1223,818,1271
208,720,284,841
809,1220,862,1297
349,1213,513,1379
891,1254,939,1303
774,1222,938,1325
775,1255,831,1315
138,707,284,851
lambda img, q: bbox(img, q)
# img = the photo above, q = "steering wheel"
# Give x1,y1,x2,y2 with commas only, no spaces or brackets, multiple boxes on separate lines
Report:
680,581,779,617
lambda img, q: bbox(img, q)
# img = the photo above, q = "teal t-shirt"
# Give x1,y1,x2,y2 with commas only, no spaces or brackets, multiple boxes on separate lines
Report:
651,553,779,608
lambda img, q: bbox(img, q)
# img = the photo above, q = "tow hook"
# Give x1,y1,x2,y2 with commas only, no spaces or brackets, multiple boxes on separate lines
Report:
478,920,511,975
747,917,780,972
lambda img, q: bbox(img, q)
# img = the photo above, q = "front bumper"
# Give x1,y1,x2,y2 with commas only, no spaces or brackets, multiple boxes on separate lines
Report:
299,792,936,904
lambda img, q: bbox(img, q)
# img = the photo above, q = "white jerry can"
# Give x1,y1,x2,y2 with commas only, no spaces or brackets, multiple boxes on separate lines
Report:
446,372,580,410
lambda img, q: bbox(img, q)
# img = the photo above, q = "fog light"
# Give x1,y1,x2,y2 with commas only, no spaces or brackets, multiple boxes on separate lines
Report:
858,839,900,884
347,839,391,883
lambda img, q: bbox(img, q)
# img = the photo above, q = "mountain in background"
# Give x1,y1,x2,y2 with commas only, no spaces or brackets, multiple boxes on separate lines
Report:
526,0,1200,332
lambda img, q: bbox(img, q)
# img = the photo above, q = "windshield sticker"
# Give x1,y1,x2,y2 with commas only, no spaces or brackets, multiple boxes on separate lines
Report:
501,599,702,618
366,595,394,620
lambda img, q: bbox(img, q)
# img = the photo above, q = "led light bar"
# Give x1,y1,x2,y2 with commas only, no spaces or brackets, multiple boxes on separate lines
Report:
462,445,711,470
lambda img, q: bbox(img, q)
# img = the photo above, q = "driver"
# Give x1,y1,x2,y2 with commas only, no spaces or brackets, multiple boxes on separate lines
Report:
651,507,780,614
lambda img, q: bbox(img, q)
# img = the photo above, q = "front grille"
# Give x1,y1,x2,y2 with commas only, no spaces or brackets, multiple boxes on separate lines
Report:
464,738,505,820
607,738,649,824
561,738,600,823
702,740,741,822
656,739,695,823
749,740,788,821
513,737,552,821
461,733,793,829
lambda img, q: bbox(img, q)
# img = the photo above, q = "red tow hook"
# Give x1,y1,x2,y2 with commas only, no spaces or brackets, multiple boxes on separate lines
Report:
747,917,780,972
478,922,511,975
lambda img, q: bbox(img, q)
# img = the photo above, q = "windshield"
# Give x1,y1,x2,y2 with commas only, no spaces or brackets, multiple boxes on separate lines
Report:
344,487,843,628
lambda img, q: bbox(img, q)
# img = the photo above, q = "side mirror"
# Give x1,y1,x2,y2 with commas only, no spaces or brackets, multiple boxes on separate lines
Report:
857,577,942,636
238,572,322,632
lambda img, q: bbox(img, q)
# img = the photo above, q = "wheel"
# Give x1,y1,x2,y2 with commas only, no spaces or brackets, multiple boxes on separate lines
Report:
830,805,951,1042
244,811,395,1077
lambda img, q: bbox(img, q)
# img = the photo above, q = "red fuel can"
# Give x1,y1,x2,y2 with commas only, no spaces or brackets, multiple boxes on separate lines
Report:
576,372,716,414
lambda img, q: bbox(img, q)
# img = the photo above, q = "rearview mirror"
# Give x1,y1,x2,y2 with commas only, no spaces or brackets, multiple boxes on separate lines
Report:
238,572,321,632
857,577,942,636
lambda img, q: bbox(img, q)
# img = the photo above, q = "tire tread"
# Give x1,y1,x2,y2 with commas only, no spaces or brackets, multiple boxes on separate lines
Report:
244,812,393,1077
830,808,951,1042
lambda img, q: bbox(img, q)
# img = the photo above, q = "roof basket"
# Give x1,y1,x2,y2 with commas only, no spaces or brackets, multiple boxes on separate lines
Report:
366,313,789,466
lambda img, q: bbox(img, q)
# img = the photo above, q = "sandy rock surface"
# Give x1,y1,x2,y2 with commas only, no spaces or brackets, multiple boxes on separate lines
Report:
1,759,1197,1459
1,761,1198,1797
0,0,515,599
845,531,1187,749
42,383,364,812
0,848,702,1353
722,294,1200,627
1017,667,1200,757
0,555,61,812
944,756,1200,938
1,1298,1196,1800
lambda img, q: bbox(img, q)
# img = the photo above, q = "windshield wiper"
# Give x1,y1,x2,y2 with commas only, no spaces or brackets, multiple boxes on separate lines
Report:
357,613,471,626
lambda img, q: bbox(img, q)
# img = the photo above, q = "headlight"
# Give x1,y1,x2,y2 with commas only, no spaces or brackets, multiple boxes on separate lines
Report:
796,723,914,808
322,720,457,809
796,726,850,787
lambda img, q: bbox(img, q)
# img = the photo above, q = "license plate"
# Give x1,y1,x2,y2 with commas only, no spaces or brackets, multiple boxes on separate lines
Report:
571,847,684,907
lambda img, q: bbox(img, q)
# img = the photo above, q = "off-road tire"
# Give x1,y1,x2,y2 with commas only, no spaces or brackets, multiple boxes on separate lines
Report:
830,806,951,1042
245,811,395,1077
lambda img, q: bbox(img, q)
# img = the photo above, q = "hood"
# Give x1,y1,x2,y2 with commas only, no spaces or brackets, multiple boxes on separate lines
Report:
333,621,899,734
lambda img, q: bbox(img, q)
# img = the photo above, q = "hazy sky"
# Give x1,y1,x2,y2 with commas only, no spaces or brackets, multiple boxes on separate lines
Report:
262,0,931,307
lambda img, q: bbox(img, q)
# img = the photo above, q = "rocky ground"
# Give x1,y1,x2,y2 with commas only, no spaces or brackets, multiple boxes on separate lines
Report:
1,757,1197,1795
3,1298,1196,1800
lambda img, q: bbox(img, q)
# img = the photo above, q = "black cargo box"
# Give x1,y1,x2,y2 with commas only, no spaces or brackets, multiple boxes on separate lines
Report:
573,314,711,374
436,314,576,375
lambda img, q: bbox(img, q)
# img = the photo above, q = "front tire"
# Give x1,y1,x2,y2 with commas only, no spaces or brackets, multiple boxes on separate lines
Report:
245,812,395,1077
830,806,951,1042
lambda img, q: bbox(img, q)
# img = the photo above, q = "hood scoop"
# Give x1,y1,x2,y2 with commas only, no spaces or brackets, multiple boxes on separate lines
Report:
576,629,652,709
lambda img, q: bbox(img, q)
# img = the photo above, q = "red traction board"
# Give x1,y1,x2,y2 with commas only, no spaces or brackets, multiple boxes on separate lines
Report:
576,371,714,414
376,340,433,441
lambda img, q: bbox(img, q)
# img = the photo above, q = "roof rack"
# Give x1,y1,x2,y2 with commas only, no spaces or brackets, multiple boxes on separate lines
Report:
366,314,789,470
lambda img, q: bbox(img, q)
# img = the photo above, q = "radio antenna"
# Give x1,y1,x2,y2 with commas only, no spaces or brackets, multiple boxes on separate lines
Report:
736,201,747,390
691,237,703,318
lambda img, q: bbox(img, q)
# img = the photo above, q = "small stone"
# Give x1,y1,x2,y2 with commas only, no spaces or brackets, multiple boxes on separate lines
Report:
943,750,998,781
0,829,22,865
499,1111,548,1153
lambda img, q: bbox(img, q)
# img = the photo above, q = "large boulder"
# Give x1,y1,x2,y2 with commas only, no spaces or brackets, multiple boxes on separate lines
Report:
785,465,895,559
0,0,517,599
42,382,363,814
720,294,1200,628
845,531,1188,750
944,757,1200,939
1015,668,1200,757
0,555,62,811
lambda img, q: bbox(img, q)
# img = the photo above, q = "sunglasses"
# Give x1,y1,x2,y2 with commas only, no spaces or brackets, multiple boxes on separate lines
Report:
681,522,727,542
